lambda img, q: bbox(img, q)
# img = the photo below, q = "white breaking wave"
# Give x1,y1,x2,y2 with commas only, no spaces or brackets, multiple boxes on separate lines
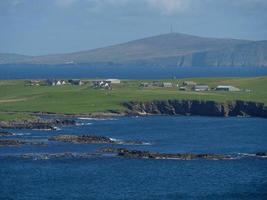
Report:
75,122,92,126
14,133,31,136
78,117,117,121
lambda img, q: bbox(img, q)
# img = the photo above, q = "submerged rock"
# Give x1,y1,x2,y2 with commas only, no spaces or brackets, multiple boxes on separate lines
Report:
100,148,230,160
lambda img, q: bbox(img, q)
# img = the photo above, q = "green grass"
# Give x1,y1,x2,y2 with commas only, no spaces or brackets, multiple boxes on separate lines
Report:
0,77,267,121
0,112,34,121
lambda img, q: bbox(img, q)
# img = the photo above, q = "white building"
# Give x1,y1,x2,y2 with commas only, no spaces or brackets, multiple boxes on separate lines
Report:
194,85,209,92
215,85,240,92
106,79,121,84
163,82,173,88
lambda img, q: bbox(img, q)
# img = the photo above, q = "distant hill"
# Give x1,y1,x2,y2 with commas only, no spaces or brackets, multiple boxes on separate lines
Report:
0,53,31,64
1,33,267,67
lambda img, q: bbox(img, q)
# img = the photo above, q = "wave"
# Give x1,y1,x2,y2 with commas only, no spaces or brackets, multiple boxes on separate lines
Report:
109,137,152,146
78,117,117,121
13,132,31,136
75,122,92,126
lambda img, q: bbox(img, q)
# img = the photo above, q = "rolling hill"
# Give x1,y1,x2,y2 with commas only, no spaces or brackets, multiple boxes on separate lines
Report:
1,33,267,67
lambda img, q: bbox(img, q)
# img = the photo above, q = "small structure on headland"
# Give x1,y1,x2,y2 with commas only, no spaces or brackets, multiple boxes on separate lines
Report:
215,85,240,92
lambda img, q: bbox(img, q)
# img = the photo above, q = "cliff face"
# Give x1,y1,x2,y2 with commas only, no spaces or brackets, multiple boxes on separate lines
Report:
123,100,267,118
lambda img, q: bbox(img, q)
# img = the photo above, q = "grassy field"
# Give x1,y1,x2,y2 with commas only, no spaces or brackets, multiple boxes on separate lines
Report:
0,77,266,121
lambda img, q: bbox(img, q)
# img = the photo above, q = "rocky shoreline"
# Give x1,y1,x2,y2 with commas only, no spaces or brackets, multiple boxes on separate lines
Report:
123,100,267,118
1,100,266,130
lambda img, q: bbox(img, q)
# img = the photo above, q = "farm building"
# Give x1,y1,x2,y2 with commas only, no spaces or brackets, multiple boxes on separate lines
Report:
215,85,240,92
194,85,209,91
179,86,187,91
163,82,173,88
45,79,66,86
56,80,66,86
69,79,83,86
106,79,121,84
183,81,197,86
27,80,41,86
92,80,112,90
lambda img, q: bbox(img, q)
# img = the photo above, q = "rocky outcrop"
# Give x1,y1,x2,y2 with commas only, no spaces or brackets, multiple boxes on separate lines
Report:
0,131,14,137
101,148,230,160
49,135,113,144
0,119,75,129
123,100,267,118
256,152,267,157
49,134,146,145
0,139,46,147
0,139,26,146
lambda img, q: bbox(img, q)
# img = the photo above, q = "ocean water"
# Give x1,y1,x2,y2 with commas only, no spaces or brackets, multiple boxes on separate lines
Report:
1,116,267,200
0,64,267,79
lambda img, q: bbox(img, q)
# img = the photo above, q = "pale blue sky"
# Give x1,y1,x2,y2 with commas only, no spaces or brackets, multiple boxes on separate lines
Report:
1,0,267,55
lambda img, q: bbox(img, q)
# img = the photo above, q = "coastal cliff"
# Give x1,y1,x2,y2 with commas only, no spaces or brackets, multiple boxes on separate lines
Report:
123,100,267,118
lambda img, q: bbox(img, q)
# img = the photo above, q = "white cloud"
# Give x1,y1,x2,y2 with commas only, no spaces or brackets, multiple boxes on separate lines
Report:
146,0,189,15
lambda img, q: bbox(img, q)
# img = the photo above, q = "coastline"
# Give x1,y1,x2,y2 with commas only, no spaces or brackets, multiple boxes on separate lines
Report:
1,99,266,129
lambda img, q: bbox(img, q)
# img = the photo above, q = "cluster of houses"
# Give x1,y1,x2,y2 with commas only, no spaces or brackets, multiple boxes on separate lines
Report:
92,79,121,90
26,79,84,86
140,81,176,88
26,78,244,92
140,80,242,92
179,81,241,92
26,78,121,90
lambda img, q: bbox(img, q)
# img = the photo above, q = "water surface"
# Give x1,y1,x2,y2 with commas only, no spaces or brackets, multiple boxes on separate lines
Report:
1,116,267,200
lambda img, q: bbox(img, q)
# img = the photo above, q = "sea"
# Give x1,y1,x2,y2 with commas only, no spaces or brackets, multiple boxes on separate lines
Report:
1,116,267,200
0,64,267,79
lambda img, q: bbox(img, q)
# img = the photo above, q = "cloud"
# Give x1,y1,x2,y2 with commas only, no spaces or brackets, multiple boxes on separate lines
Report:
145,0,189,15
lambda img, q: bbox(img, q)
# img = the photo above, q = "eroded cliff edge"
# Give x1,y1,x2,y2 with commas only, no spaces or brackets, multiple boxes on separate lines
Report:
123,100,267,118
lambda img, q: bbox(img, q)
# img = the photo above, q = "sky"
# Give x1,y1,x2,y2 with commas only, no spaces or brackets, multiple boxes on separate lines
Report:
1,0,267,55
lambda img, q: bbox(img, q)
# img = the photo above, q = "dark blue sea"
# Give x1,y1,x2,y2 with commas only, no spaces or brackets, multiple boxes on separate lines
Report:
1,64,267,79
1,116,267,200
